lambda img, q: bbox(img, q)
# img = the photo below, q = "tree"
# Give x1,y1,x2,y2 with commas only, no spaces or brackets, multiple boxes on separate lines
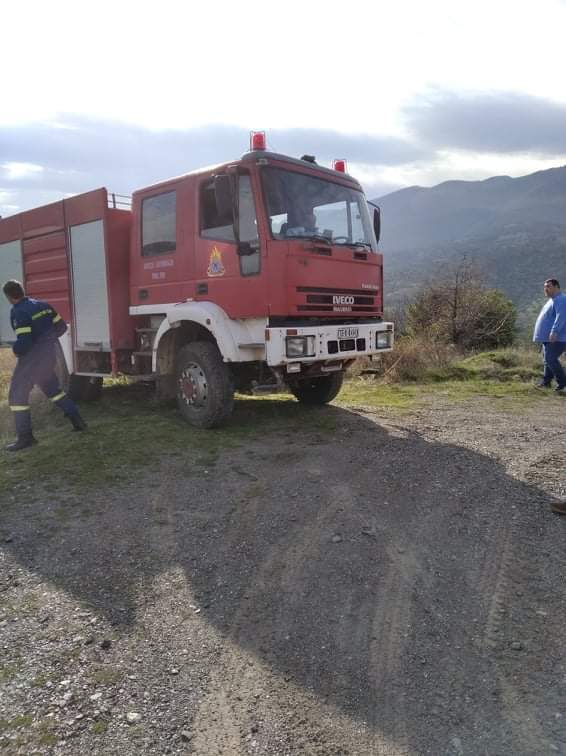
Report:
406,258,516,350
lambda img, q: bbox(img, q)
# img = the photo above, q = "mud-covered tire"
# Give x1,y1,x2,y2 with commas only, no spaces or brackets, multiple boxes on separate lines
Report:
289,372,344,405
175,341,234,428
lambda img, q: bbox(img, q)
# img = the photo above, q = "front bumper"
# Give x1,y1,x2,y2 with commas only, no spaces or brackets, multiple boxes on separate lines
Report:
265,321,394,368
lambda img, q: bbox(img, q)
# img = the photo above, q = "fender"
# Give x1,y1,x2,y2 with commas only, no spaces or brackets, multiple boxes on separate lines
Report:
150,301,267,372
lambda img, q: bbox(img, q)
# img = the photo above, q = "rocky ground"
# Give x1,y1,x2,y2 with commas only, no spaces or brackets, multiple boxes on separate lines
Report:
1,394,565,755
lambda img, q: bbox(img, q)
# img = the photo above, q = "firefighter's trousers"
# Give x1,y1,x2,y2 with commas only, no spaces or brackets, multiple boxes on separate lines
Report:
8,339,79,438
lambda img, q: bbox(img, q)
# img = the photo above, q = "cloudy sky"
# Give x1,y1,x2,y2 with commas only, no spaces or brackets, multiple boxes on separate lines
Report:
2,0,566,216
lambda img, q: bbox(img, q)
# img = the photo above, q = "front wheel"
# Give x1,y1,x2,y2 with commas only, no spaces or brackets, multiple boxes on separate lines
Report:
289,372,344,405
175,341,234,428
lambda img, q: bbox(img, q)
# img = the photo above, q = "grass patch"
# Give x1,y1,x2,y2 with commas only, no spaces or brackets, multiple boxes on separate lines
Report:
92,668,123,686
0,714,33,732
14,592,42,616
338,379,420,410
425,379,538,403
452,348,541,383
39,732,59,746
30,674,51,688
0,663,20,683
0,383,342,491
91,720,108,735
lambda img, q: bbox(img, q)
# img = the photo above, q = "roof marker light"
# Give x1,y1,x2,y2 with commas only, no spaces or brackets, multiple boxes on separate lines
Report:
251,131,267,151
333,159,347,173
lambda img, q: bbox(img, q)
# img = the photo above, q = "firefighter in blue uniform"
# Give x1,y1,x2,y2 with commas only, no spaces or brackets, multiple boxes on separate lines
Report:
3,279,87,452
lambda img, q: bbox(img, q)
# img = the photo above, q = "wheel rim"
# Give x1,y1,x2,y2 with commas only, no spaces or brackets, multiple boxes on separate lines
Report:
179,362,208,408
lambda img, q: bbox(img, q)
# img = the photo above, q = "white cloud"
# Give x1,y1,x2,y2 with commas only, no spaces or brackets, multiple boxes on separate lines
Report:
2,162,44,180
2,0,566,204
2,0,566,135
378,151,566,190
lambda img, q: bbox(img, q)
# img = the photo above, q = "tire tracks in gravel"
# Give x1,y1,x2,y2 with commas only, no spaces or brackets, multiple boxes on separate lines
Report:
189,447,416,755
367,563,413,756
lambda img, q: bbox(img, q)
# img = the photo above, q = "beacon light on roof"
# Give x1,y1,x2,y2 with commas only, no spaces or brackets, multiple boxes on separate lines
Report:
333,159,347,173
250,131,267,151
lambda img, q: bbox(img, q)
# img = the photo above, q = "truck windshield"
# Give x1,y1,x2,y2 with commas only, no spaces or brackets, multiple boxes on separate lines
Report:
262,167,377,252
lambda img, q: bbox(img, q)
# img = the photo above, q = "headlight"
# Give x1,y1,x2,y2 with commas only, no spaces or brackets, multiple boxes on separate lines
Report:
376,332,391,349
286,336,315,358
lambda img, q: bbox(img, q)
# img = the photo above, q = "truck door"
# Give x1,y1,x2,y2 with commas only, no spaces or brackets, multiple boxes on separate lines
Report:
194,173,265,319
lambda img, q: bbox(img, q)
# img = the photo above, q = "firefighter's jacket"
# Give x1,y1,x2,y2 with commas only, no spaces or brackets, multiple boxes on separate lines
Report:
10,297,67,356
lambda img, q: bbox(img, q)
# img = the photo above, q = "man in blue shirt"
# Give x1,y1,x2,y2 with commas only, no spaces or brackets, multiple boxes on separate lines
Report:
3,279,87,452
533,278,566,393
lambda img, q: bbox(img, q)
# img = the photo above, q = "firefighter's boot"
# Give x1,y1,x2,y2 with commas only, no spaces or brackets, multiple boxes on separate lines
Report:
66,412,88,432
6,434,38,452
7,408,36,451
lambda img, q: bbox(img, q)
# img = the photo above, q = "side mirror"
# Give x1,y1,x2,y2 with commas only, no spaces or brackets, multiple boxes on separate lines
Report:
214,175,234,223
373,206,381,245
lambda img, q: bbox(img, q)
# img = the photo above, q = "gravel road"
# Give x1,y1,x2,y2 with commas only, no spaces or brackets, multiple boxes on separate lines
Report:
1,395,565,755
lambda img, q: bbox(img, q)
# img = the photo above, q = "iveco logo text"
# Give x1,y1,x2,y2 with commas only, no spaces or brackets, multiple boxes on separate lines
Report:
332,295,355,305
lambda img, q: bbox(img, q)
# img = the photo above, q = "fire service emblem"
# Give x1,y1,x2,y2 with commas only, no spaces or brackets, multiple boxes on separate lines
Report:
207,246,226,277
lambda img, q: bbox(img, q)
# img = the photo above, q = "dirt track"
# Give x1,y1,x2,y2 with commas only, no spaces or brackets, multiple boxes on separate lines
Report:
1,395,566,755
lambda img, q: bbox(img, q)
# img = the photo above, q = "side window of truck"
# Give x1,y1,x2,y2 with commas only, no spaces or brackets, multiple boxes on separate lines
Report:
199,176,260,276
142,191,176,256
200,181,236,242
237,175,260,276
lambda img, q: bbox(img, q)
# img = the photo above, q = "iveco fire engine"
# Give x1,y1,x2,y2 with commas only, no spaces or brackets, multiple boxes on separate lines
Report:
0,132,394,427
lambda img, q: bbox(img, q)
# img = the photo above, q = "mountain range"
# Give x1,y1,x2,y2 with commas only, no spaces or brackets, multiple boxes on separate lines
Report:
374,165,566,312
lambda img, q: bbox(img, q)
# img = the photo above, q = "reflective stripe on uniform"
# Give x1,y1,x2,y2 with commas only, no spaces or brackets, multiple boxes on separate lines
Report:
10,405,30,411
50,392,66,402
15,326,32,335
32,309,53,320
52,314,62,323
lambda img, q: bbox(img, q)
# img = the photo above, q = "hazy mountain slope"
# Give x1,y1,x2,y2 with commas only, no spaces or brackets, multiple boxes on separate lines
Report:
374,166,566,308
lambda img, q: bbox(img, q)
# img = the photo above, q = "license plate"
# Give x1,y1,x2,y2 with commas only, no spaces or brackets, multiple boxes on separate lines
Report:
337,327,359,339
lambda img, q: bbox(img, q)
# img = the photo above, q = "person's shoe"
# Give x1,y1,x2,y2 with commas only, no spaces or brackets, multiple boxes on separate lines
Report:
535,380,552,389
6,435,38,452
550,500,566,515
66,412,88,432
554,384,566,394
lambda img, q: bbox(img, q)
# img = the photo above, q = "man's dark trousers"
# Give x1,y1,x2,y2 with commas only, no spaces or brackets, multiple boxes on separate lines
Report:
9,338,80,438
542,342,566,388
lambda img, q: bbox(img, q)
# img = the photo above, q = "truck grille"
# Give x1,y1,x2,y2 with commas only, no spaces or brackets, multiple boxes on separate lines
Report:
295,286,379,313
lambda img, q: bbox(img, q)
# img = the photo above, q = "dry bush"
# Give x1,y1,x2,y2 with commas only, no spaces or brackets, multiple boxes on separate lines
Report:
372,335,458,383
0,348,15,402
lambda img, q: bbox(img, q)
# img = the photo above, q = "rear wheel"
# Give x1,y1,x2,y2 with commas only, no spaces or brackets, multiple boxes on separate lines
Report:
175,341,234,428
54,344,103,401
72,376,103,402
289,372,344,405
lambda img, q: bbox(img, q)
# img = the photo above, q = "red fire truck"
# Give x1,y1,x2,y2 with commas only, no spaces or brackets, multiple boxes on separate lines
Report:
0,132,394,427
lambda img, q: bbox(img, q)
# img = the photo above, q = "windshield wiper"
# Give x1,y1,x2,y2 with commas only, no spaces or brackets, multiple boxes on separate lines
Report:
284,233,332,245
333,240,372,250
